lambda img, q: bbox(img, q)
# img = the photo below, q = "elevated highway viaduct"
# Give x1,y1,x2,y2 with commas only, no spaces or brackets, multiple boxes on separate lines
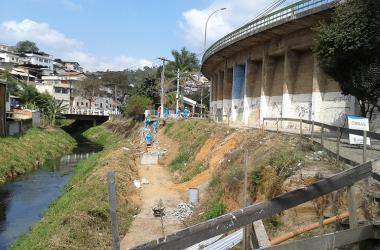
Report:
202,0,380,130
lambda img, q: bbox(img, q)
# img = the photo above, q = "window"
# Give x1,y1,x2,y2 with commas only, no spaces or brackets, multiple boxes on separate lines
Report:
100,103,103,108
81,102,84,105
77,102,79,106
62,88,68,94
85,103,88,107
44,59,48,63
54,87,61,93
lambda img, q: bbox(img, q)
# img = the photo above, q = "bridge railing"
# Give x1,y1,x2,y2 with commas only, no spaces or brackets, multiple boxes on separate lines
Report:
202,0,338,63
61,108,121,116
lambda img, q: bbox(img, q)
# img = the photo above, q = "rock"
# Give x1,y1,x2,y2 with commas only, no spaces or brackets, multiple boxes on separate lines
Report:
122,147,130,151
133,180,141,189
141,177,150,184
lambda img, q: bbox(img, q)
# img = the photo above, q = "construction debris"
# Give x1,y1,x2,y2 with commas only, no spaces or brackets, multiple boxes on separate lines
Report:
166,202,193,221
133,180,141,189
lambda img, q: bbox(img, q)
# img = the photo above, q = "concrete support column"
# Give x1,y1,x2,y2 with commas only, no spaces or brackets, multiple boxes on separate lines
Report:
282,49,298,121
223,64,233,123
217,71,224,122
260,48,274,125
312,55,324,122
245,58,254,125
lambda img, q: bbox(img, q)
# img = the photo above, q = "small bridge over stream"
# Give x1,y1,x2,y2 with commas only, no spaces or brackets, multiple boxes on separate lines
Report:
61,108,121,125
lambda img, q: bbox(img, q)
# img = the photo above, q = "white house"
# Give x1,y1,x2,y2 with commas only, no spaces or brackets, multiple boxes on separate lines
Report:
36,72,86,107
24,52,54,71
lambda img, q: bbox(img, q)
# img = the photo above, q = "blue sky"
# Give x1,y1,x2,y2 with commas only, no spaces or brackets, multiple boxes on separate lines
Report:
0,0,295,71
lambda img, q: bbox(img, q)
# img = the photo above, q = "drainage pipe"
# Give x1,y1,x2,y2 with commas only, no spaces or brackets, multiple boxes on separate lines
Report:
270,211,349,245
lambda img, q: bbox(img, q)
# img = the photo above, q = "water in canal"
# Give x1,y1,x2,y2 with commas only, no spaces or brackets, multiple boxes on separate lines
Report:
0,135,102,249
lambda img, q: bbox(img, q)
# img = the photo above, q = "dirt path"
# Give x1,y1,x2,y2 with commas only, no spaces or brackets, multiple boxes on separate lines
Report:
120,130,183,249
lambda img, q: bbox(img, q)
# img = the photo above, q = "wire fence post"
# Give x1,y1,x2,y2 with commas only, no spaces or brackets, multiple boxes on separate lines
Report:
276,117,279,133
321,124,324,147
243,150,249,249
299,119,303,137
107,172,120,250
336,128,340,162
311,120,315,141
363,130,367,163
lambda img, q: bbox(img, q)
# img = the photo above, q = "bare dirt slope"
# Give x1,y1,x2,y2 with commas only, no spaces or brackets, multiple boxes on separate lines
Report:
121,130,183,249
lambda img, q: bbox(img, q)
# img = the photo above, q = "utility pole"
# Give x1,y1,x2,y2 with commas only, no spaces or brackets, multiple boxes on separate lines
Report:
158,57,170,118
200,84,203,118
176,68,180,112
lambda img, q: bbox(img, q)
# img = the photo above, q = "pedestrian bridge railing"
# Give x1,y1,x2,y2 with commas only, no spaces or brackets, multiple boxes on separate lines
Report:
202,0,338,63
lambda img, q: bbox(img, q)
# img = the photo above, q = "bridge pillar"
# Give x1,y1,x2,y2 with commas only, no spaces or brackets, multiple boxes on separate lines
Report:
312,56,324,123
232,64,246,124
223,62,233,124
260,48,275,126
282,49,299,127
245,58,255,125
93,119,97,127
217,70,224,122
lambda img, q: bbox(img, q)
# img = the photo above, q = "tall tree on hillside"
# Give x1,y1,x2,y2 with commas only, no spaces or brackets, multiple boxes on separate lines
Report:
15,40,39,53
165,47,200,104
314,0,380,120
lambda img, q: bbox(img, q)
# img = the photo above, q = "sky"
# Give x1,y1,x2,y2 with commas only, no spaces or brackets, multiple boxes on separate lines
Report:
0,0,295,72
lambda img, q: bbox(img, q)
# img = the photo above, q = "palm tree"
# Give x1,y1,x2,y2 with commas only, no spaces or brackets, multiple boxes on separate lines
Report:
165,47,200,107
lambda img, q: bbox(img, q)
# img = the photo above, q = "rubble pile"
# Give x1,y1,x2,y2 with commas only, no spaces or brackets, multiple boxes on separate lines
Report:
166,202,193,221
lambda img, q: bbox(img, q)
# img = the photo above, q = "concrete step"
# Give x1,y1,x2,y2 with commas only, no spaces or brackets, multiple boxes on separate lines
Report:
141,152,159,165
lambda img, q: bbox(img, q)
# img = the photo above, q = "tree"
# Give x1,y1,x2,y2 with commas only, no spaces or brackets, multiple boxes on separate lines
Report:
165,47,200,87
314,0,380,120
121,95,152,118
15,40,39,53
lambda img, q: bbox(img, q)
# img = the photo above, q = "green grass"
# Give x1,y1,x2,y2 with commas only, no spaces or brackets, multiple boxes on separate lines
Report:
0,128,76,184
269,150,304,177
12,124,138,250
203,198,226,220
165,120,215,181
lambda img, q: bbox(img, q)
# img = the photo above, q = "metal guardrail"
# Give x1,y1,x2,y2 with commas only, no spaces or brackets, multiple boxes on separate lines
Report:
202,0,338,64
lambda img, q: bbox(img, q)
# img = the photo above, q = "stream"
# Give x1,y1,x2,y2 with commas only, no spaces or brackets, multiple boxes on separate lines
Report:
0,133,102,249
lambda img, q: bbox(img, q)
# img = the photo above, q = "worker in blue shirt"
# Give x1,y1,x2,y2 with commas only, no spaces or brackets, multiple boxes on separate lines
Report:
184,107,189,119
176,108,181,119
145,132,153,146
153,120,159,134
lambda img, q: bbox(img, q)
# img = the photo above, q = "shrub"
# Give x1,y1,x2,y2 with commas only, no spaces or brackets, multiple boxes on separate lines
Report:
223,166,244,191
269,150,303,177
203,199,226,220
122,95,152,118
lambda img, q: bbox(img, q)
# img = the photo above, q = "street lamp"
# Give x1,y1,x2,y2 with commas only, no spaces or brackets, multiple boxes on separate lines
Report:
203,7,227,118
203,7,227,52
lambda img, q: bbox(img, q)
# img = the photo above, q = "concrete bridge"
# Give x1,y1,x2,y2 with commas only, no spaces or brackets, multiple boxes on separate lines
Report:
202,0,380,130
61,108,120,124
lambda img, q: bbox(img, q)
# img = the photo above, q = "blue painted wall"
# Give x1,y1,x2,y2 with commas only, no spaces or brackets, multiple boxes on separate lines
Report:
232,64,245,99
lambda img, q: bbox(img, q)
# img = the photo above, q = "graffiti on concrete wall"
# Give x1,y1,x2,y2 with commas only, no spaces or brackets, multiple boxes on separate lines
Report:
295,102,312,119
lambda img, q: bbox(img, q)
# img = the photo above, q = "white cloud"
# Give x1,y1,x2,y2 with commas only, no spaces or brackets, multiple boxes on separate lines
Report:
0,19,153,71
180,0,294,52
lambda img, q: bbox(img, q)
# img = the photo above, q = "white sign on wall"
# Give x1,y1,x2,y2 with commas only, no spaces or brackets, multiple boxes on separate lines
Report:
347,115,370,145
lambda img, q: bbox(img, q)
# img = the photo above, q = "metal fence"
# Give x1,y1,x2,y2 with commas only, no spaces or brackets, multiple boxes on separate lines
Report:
263,117,380,165
202,0,338,64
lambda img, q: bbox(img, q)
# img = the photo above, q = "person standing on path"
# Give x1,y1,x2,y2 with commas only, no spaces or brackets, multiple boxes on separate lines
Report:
152,120,159,134
176,108,181,119
145,132,153,147
184,107,189,119
157,106,161,118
